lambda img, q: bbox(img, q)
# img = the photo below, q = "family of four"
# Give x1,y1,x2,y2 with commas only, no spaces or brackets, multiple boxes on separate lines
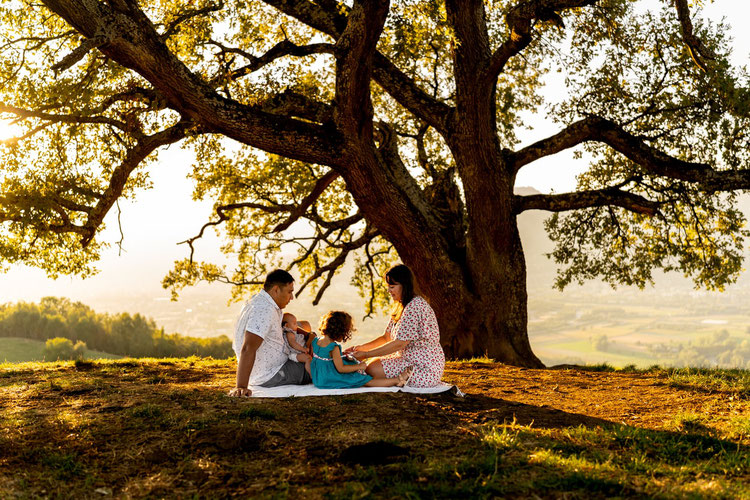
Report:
228,264,446,397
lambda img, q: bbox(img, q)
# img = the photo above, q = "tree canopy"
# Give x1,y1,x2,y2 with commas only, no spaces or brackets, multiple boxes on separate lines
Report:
1,0,749,363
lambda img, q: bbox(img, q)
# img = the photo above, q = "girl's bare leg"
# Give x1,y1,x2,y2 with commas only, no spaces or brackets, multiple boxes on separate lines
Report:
364,377,400,387
364,366,414,387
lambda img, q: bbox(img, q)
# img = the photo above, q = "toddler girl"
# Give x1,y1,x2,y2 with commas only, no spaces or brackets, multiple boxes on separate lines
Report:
311,311,411,389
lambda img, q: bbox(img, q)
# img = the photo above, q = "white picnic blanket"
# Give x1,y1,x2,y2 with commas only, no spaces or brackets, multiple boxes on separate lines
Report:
250,382,463,398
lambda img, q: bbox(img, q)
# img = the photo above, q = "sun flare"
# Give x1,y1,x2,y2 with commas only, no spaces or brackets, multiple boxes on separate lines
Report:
0,119,21,142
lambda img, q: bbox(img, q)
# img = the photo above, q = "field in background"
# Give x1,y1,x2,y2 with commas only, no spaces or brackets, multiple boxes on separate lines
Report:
529,285,750,369
0,338,121,363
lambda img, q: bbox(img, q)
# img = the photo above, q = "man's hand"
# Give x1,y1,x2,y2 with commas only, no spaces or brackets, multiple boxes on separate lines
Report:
228,387,252,398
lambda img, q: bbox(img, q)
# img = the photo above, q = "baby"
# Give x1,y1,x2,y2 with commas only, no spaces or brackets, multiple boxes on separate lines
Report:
282,313,314,375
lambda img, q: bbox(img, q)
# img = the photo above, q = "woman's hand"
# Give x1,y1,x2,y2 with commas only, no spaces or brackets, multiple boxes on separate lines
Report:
343,345,360,356
352,350,369,361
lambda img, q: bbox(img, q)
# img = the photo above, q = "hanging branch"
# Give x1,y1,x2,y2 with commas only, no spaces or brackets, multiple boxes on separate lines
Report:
672,0,715,73
160,2,225,40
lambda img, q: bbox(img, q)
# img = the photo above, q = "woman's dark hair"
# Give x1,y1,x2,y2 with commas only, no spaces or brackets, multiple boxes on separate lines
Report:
319,311,355,343
385,264,416,309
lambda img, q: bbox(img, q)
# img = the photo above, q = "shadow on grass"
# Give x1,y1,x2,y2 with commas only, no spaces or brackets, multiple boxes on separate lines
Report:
431,390,615,428
2,362,749,499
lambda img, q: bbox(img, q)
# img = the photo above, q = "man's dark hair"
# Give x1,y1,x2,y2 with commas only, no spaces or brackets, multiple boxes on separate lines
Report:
263,269,294,292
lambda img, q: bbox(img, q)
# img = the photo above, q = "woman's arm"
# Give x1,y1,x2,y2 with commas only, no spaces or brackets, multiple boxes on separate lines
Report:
344,334,388,354
354,339,409,360
332,346,367,373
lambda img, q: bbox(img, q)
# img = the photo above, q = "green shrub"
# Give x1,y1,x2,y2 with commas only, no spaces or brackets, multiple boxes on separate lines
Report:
43,337,87,361
43,337,75,361
72,340,87,360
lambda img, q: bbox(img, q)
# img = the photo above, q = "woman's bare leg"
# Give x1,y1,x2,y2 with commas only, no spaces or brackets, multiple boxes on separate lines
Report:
365,360,386,378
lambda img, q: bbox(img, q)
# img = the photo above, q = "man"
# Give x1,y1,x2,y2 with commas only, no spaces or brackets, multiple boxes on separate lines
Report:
228,269,312,397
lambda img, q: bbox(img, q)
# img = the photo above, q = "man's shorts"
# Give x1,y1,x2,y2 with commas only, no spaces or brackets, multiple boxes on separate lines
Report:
260,359,312,387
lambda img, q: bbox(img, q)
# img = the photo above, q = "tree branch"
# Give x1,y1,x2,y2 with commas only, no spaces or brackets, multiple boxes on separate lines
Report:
669,0,749,116
0,102,128,131
487,0,598,82
40,0,345,168
258,90,334,124
514,186,661,215
513,114,750,202
296,225,379,304
273,170,340,231
511,116,711,182
333,0,389,139
210,39,334,85
371,52,455,135
80,120,196,246
51,34,108,73
160,2,224,40
261,0,455,135
672,0,715,73
0,193,91,236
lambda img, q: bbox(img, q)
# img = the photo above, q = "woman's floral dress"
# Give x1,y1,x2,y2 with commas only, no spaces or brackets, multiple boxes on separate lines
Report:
380,296,445,387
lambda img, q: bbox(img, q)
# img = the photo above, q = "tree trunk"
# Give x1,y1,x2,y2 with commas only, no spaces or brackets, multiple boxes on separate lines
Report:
339,142,543,367
404,198,544,368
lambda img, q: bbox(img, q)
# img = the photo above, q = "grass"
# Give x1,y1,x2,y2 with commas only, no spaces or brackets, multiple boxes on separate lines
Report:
0,337,121,363
665,367,750,398
0,358,748,498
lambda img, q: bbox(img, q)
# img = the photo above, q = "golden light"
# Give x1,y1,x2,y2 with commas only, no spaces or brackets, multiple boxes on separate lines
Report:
0,119,22,142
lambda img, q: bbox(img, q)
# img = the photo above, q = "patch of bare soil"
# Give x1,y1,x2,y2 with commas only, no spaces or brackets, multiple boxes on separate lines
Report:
441,363,747,431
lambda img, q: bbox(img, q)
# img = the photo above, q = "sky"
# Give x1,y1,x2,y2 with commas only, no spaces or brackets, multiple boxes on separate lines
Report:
1,0,749,313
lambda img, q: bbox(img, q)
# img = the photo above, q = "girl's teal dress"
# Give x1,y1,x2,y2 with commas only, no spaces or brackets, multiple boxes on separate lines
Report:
311,337,373,389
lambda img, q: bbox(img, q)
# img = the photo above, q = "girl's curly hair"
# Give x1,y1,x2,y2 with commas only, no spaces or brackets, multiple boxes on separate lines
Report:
318,311,354,342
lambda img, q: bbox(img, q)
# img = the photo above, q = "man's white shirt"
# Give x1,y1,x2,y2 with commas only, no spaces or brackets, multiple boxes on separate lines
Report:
233,290,289,386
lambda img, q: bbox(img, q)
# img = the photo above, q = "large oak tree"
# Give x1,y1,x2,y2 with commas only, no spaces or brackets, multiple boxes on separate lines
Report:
1,0,749,366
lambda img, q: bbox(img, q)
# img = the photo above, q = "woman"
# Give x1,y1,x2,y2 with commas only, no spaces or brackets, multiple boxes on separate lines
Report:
346,264,445,387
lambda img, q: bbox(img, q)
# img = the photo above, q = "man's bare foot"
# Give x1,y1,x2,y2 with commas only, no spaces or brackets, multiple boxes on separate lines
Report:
397,367,414,387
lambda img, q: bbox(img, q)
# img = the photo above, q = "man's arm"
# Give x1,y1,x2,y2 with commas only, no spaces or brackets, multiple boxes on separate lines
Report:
228,331,263,397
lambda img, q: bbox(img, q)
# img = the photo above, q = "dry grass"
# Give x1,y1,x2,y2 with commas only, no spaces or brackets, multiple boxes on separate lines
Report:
1,358,748,498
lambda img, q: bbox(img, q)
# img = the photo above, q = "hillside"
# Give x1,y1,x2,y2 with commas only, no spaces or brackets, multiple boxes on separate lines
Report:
1,359,748,498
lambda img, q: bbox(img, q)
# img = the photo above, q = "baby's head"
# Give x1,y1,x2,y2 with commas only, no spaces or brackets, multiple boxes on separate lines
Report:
318,311,354,343
282,312,298,331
